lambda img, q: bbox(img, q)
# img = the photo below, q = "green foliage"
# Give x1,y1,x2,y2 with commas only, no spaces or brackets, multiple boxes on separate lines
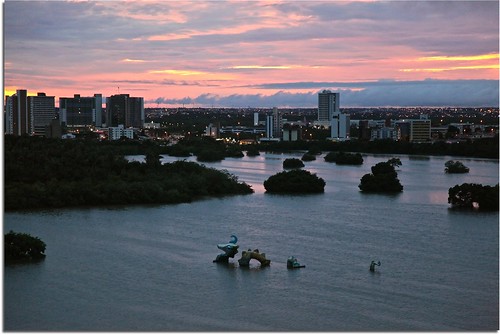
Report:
196,149,226,162
225,144,244,158
166,144,192,157
444,160,469,173
448,183,499,211
4,136,253,211
387,157,402,168
324,151,363,165
245,146,260,156
359,160,403,193
264,169,325,194
5,231,46,261
301,153,316,161
283,158,305,169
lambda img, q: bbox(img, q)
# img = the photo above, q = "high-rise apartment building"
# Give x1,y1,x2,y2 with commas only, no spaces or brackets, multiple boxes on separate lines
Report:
106,94,144,128
409,115,431,142
265,113,274,138
272,107,282,139
59,94,102,128
29,93,56,136
330,112,350,140
5,89,28,135
5,90,56,136
318,90,339,125
317,91,349,140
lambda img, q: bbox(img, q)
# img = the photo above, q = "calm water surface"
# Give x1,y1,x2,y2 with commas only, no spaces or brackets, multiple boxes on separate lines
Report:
4,153,499,331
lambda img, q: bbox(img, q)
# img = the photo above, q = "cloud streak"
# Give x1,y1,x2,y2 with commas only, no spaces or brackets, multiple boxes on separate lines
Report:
4,1,499,107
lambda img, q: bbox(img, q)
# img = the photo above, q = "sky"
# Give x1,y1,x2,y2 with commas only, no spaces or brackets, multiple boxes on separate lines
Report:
3,0,500,108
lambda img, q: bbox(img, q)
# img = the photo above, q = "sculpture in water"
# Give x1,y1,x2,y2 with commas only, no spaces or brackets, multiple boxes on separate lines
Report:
287,256,305,269
370,260,381,272
238,249,271,267
213,235,239,263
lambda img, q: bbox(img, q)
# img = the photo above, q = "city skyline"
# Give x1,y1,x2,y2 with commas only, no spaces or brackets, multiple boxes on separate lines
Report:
3,1,499,108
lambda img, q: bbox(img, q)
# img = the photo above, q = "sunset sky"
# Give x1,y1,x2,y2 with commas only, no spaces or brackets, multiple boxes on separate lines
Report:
3,0,499,108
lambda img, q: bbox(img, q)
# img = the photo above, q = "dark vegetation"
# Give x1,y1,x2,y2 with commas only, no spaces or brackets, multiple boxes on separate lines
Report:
283,158,305,169
301,153,316,161
324,151,363,165
444,160,470,173
250,137,498,159
264,169,325,194
166,137,245,162
4,135,253,211
448,183,499,211
5,231,46,262
246,146,260,156
359,159,404,193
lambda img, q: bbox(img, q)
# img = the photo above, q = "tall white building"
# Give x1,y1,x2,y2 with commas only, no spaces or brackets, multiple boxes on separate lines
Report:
29,92,56,136
330,112,350,141
318,90,339,126
317,91,349,140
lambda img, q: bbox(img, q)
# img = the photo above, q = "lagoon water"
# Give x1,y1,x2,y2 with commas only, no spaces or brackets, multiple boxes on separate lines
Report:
4,152,499,331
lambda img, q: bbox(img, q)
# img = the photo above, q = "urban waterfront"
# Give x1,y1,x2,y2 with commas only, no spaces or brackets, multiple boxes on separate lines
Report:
4,152,499,331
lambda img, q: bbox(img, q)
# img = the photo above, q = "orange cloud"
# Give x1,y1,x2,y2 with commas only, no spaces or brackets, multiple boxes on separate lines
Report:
400,53,499,74
418,54,499,62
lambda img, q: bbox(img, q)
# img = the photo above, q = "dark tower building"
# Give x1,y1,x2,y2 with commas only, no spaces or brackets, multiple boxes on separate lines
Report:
59,94,102,128
106,94,144,128
5,89,29,135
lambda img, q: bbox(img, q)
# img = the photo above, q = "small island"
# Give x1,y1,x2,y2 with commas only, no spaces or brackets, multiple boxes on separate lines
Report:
448,183,499,211
359,158,403,193
444,160,470,173
283,158,305,169
5,231,46,262
324,151,363,165
301,153,316,161
264,169,325,194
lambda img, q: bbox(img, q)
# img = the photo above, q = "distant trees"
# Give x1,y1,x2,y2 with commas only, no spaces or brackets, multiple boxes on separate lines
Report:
245,146,260,156
4,136,253,211
301,153,316,161
5,231,46,262
324,151,363,165
359,159,403,193
445,160,469,173
264,169,325,194
283,158,305,169
448,183,499,211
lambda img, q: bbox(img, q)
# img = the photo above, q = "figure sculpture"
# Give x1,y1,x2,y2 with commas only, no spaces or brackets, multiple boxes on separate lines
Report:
287,256,305,269
370,260,381,272
213,235,239,263
238,248,271,267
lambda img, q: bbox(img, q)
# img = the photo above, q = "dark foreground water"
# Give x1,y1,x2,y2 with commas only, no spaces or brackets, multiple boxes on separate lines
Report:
4,153,499,331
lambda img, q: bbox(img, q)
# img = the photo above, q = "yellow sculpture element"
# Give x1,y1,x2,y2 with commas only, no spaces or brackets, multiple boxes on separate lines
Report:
238,249,271,267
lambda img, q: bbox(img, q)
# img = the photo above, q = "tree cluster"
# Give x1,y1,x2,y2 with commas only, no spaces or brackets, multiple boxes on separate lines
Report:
5,231,46,262
166,137,244,162
359,159,403,193
4,136,253,211
264,169,325,194
444,160,470,173
448,183,499,211
324,151,364,165
283,158,305,169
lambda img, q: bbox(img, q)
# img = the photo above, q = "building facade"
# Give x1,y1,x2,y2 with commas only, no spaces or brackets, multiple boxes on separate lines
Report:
29,93,56,136
5,89,28,135
59,94,102,128
106,94,144,128
5,90,56,136
108,125,134,140
318,90,339,125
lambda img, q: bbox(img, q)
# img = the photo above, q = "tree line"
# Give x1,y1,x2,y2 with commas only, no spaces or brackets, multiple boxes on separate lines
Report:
4,135,253,211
